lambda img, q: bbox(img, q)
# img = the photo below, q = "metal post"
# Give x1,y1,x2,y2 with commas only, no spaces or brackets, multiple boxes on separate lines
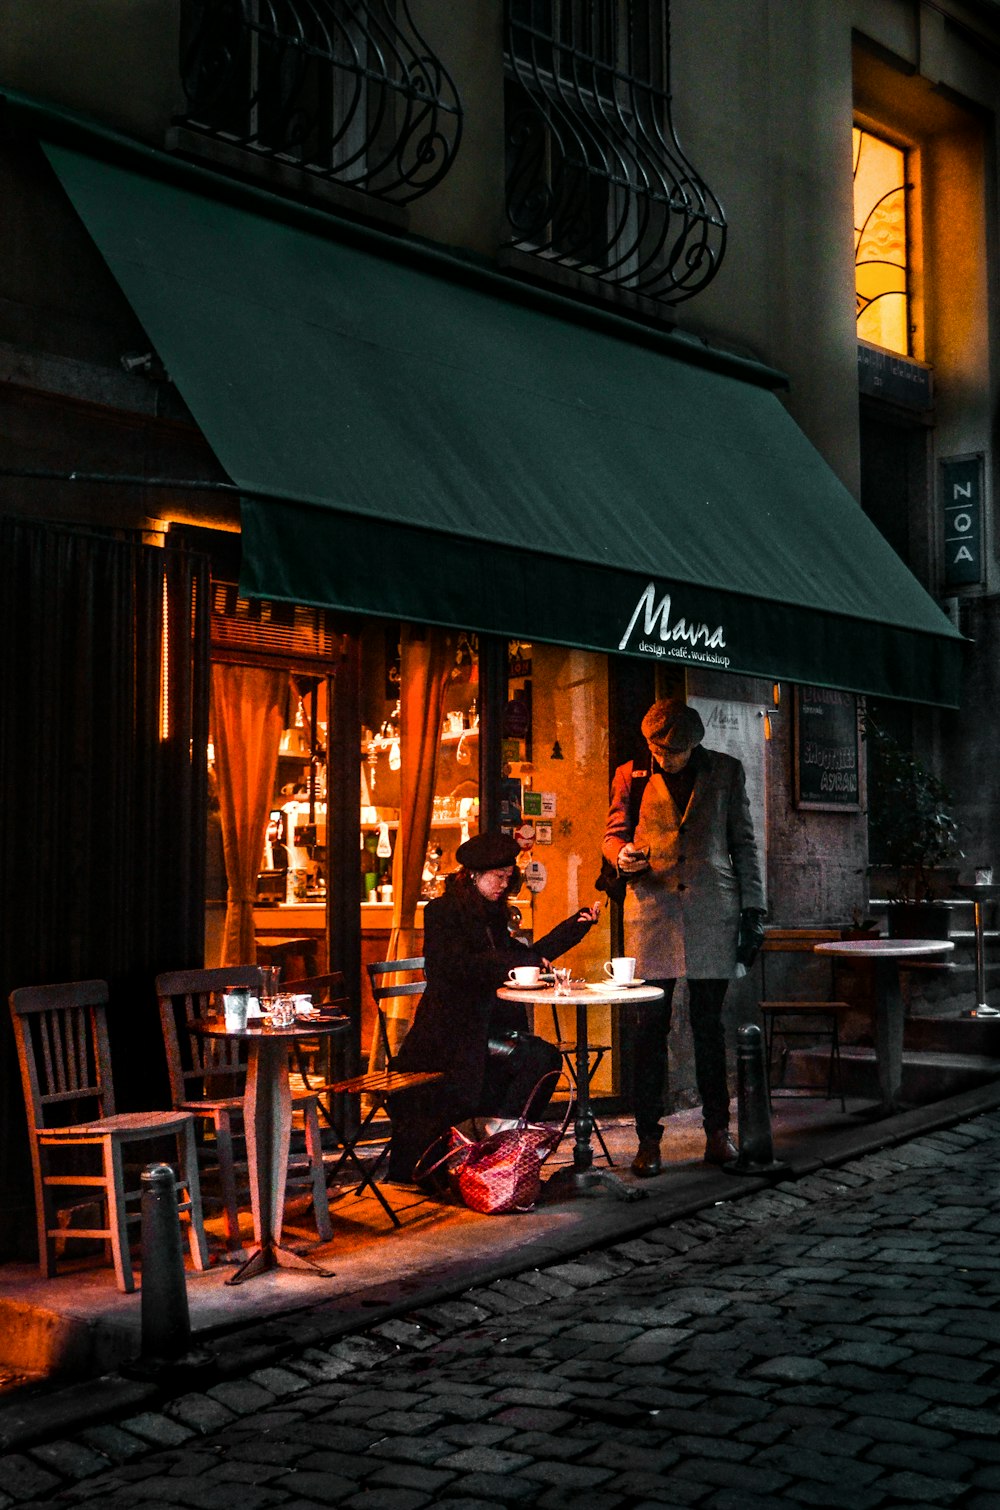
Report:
139,1163,191,1361
726,1024,788,1176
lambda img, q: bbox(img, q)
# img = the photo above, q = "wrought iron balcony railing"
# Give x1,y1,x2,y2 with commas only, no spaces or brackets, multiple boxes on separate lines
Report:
178,0,462,206
504,0,726,305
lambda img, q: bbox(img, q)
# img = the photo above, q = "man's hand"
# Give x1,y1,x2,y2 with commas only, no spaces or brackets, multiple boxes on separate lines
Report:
736,908,767,967
617,842,651,875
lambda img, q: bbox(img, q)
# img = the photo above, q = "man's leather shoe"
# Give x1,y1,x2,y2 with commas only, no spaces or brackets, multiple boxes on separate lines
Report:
704,1129,738,1165
631,1137,663,1178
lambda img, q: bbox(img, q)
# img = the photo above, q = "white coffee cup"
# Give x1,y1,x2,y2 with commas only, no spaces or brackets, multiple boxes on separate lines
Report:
604,957,636,984
508,965,540,987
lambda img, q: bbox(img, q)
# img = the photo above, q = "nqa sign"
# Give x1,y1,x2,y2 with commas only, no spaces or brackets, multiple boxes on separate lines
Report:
941,454,984,589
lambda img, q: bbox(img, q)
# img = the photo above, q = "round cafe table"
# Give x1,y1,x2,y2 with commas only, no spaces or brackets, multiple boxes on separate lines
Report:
194,1017,348,1284
496,981,664,1201
813,938,955,1116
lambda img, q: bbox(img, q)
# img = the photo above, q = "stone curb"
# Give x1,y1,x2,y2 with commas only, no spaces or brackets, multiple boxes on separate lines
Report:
3,1076,1000,1460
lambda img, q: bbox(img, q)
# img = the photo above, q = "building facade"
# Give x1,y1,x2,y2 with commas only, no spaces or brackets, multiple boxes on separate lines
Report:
1,1,995,1257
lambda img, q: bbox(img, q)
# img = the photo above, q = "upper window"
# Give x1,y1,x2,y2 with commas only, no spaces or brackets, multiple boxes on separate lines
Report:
504,0,726,306
177,0,462,206
854,125,910,355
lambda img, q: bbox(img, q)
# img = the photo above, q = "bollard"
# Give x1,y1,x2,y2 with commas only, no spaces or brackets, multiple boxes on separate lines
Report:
139,1163,191,1360
725,1024,788,1176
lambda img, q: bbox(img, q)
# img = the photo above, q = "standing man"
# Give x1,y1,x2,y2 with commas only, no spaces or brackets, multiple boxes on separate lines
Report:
602,698,766,1174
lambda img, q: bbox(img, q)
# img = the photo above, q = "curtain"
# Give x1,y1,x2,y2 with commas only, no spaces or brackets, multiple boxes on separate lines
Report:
0,521,209,1259
212,663,286,965
369,625,453,1066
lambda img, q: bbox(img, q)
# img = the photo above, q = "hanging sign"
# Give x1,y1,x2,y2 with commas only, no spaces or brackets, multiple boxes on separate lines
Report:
941,454,983,588
523,858,547,892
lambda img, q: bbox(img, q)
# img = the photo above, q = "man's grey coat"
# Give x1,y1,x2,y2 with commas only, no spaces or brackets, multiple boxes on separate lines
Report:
603,747,766,979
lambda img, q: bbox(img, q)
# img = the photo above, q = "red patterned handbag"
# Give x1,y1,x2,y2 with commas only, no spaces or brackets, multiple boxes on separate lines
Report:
418,1074,569,1214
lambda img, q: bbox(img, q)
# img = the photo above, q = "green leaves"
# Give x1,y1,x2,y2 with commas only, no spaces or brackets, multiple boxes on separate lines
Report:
866,722,962,902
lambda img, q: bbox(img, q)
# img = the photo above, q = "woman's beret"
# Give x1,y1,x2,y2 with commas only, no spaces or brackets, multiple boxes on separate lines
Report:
456,830,520,871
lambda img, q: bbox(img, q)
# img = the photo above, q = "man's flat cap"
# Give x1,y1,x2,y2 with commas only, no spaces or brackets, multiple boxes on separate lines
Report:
456,830,520,870
640,699,705,750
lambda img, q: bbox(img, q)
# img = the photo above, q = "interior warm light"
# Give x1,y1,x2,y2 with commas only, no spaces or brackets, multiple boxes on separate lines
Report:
854,126,909,355
159,575,170,742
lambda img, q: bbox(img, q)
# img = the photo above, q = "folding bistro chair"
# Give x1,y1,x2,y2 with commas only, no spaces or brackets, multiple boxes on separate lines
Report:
9,979,209,1293
548,999,615,1165
156,967,332,1250
281,972,352,1129
322,959,443,1227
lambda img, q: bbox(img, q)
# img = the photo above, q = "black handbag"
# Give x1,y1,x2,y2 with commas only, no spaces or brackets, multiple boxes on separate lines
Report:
486,1029,525,1063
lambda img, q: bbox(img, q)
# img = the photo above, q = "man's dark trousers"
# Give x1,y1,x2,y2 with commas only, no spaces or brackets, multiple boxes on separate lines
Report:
631,978,730,1139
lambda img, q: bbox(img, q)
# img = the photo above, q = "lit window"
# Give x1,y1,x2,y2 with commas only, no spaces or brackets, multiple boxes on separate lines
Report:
854,126,909,355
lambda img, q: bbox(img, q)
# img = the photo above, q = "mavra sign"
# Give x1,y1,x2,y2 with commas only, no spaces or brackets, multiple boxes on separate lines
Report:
619,582,730,669
941,454,984,589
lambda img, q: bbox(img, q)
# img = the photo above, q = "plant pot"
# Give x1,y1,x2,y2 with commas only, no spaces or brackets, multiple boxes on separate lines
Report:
885,901,952,940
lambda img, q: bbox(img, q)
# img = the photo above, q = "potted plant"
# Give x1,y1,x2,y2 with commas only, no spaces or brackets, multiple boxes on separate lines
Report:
866,721,963,938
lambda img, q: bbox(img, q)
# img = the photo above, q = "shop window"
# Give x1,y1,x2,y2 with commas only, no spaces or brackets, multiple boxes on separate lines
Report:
501,639,614,1093
854,125,910,355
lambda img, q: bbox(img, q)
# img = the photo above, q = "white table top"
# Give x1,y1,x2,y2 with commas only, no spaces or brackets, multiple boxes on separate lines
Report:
496,982,664,1006
814,938,955,958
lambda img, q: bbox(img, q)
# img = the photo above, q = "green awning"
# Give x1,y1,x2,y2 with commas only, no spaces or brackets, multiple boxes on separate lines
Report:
40,133,964,707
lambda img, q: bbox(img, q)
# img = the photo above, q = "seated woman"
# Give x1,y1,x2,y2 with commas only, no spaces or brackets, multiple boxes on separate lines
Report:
388,830,601,1185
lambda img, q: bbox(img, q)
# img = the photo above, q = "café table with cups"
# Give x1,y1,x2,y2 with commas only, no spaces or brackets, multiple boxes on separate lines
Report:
194,986,348,1283
497,955,663,1201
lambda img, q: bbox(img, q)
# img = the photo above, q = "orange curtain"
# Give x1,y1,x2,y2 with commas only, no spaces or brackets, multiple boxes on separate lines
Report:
212,663,286,965
367,626,453,1067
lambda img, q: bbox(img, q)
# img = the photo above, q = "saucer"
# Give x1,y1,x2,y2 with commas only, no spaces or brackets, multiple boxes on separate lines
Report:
505,980,544,991
586,978,646,992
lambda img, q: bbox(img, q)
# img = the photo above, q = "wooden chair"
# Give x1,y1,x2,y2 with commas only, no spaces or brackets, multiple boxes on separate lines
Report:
156,967,331,1251
9,979,209,1293
324,960,443,1227
548,1000,615,1165
759,930,848,1111
254,936,318,981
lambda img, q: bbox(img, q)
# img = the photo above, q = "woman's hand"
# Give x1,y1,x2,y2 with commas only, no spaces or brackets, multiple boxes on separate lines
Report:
576,901,601,925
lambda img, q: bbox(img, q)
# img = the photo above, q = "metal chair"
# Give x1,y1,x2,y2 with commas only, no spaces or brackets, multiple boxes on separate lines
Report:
548,1000,615,1165
323,959,443,1227
9,979,209,1293
156,967,331,1251
281,972,352,1130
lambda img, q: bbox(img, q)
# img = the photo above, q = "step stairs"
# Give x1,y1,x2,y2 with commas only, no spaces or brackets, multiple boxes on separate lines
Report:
781,1013,1000,1107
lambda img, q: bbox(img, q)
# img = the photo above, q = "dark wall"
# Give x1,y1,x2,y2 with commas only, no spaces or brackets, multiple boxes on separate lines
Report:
0,519,210,1258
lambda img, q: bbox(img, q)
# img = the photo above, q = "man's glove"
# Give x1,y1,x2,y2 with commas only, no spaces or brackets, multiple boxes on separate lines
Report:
736,908,767,968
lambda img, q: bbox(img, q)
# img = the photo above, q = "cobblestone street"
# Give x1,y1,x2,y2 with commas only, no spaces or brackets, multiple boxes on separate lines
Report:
5,1110,1000,1509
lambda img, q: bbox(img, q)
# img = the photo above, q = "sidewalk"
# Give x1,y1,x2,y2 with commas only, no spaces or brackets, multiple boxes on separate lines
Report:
4,1077,1000,1463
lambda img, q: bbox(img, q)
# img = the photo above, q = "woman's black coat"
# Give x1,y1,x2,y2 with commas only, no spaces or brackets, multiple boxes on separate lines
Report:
388,874,593,1178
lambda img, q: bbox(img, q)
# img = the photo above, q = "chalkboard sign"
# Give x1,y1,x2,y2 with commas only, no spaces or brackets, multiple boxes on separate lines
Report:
794,687,862,811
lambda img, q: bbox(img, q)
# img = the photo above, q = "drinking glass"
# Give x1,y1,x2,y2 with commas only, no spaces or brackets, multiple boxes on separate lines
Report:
552,967,572,996
260,966,280,1010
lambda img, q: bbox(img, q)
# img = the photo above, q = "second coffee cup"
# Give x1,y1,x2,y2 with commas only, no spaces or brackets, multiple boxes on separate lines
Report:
603,956,636,984
508,965,541,987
